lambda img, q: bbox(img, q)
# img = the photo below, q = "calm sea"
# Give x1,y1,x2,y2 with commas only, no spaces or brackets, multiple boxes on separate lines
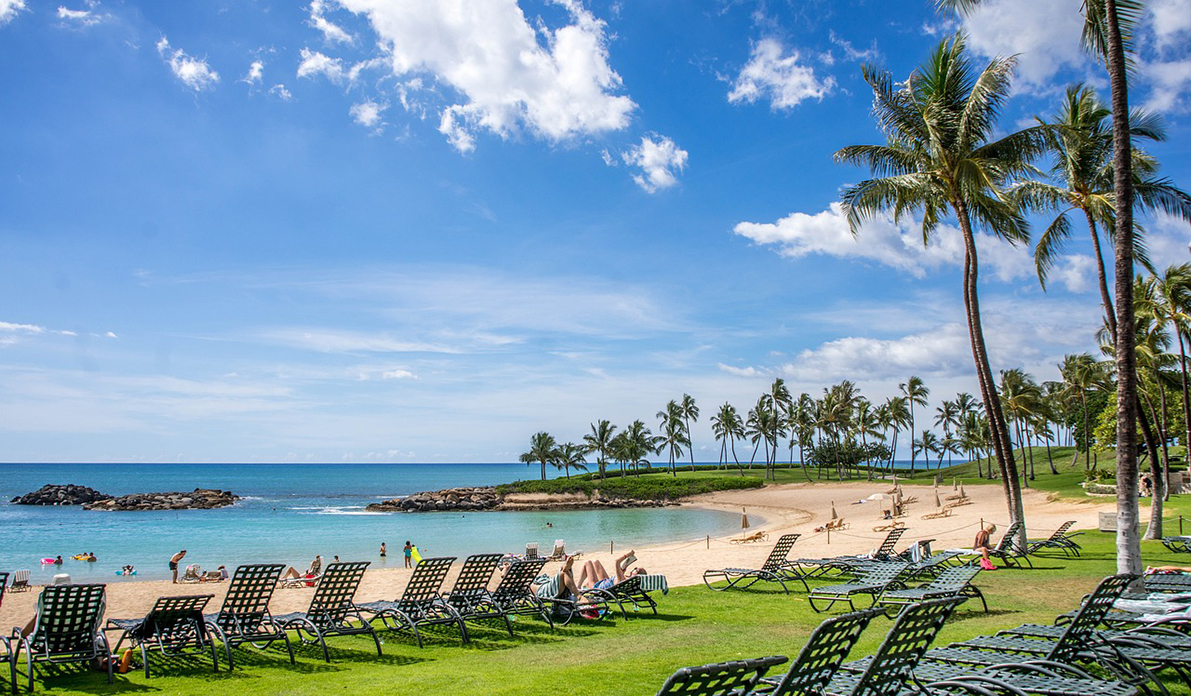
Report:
0,463,741,582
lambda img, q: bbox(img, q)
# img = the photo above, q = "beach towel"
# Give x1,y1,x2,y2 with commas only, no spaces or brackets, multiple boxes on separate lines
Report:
411,546,423,566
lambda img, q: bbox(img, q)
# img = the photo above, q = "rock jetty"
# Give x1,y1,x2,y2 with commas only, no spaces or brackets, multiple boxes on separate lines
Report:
11,484,112,506
84,488,239,511
11,484,239,511
365,486,677,513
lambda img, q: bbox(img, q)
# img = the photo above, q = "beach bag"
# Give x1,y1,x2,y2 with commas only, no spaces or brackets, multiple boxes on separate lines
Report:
979,557,996,571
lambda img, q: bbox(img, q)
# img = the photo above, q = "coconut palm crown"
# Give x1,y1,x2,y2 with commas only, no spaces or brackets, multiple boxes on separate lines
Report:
835,33,1049,537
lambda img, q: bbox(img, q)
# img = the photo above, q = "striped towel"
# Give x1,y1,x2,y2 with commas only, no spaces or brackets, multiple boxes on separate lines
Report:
535,574,562,599
637,574,669,595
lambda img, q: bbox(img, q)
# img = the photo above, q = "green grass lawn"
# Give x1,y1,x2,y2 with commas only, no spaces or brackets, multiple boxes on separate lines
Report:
22,506,1191,695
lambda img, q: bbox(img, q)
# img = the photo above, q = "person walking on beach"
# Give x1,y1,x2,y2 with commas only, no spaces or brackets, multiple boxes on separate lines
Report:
403,541,413,568
380,542,386,558
169,550,187,583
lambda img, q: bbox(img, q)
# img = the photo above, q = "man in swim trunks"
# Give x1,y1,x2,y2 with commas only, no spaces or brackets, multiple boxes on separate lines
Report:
170,550,187,583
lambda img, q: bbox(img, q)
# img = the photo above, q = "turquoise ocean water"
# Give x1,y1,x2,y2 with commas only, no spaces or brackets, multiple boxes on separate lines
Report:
0,463,742,582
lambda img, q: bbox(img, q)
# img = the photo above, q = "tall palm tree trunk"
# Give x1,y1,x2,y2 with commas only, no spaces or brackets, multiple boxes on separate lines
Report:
956,200,1027,542
1178,330,1191,455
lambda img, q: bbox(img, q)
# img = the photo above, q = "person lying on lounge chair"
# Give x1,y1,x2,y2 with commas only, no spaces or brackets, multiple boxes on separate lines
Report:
281,555,322,580
577,551,646,590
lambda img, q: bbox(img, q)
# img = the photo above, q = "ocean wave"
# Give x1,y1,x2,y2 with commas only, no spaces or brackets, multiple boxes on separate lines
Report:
296,506,385,516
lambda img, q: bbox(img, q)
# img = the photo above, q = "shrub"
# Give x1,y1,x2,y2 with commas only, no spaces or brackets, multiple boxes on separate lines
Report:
496,476,764,500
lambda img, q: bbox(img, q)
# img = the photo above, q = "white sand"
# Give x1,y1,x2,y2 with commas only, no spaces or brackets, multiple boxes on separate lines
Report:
0,481,1112,627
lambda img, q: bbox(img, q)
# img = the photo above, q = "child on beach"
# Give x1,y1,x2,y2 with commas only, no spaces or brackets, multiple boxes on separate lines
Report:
403,541,413,568
380,542,386,557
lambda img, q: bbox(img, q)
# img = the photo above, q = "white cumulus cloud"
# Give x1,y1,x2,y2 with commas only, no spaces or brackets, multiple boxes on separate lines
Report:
959,0,1087,91
0,0,26,26
157,37,220,92
622,135,687,193
350,99,387,131
335,0,635,152
1151,0,1191,49
733,202,1033,282
242,59,264,85
728,38,834,110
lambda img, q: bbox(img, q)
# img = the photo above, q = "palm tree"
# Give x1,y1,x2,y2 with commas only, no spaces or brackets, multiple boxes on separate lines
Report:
1141,265,1191,457
940,0,1149,588
553,442,589,479
882,396,911,476
792,393,816,481
1024,86,1191,323
1000,368,1042,482
519,431,557,481
837,34,1040,538
913,430,941,469
583,420,617,479
1060,353,1106,471
679,394,700,472
657,400,684,477
620,420,659,477
711,403,745,475
898,377,929,474
768,379,792,474
934,400,959,468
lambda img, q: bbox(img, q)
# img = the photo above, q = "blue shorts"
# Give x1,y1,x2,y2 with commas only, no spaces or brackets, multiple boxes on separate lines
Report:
594,578,614,590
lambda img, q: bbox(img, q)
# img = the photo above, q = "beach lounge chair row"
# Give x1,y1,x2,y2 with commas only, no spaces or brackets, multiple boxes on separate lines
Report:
3,551,665,690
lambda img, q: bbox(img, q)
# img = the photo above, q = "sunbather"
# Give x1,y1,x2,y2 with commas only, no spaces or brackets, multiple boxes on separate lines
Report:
578,551,645,590
973,523,996,568
281,555,322,580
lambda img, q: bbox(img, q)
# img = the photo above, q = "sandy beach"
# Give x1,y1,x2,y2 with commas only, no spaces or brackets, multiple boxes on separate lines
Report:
0,481,1113,627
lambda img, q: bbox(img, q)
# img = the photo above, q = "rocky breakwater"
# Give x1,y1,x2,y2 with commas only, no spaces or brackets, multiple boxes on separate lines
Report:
365,486,678,513
11,484,112,506
367,487,501,512
83,488,239,511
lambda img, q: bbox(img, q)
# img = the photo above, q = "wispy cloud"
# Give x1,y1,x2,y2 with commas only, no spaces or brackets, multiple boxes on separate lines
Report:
157,36,220,92
728,37,834,109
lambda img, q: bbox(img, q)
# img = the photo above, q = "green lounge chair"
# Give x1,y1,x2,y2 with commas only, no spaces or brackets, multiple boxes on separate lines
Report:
808,562,910,613
358,557,468,647
442,554,511,637
818,597,1000,696
105,594,218,677
702,534,809,593
755,606,885,695
921,574,1161,692
9,584,111,692
7,572,30,594
878,565,988,613
203,563,293,670
656,655,788,696
1026,521,1082,557
0,573,7,610
274,561,379,662
1,631,11,694
584,574,668,619
1161,536,1191,554
794,528,910,578
485,559,553,627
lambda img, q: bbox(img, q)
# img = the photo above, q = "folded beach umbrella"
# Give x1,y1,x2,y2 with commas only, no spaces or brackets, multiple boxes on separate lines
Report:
959,483,966,498
740,507,750,540
953,478,958,491
934,491,942,509
831,501,838,520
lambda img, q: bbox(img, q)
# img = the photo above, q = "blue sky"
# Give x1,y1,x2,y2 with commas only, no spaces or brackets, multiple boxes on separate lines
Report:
2,0,1190,463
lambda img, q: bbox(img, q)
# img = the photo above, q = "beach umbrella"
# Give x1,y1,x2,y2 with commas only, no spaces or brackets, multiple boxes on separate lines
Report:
959,483,966,498
740,507,749,540
831,501,838,520
953,478,958,491
866,493,887,502
934,491,942,508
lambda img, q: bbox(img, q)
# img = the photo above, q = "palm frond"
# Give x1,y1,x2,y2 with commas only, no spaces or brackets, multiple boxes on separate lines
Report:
1034,212,1074,289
